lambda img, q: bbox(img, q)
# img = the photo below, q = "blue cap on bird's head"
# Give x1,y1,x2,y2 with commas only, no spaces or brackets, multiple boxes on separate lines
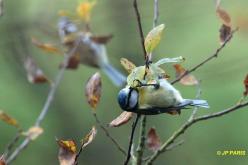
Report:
117,87,139,111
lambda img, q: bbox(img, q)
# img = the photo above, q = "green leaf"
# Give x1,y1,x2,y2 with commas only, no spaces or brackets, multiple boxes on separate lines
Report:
144,24,165,54
155,56,185,66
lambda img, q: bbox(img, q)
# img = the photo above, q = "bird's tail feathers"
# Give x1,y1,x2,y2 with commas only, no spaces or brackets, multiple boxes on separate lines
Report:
186,99,210,109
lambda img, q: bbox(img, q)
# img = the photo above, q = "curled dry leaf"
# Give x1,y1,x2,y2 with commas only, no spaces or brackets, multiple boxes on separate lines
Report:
243,74,248,96
31,37,61,54
57,139,77,165
147,128,161,152
109,112,133,127
81,126,97,148
120,58,136,73
0,155,6,165
22,126,43,140
173,64,198,86
90,34,113,44
144,24,165,54
24,56,49,84
0,110,19,128
219,24,232,44
216,0,231,27
60,53,81,69
85,73,102,110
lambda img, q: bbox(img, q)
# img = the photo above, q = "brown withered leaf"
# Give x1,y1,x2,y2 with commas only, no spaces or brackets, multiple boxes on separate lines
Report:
0,110,19,128
81,126,97,148
216,0,231,27
85,73,102,110
24,56,49,84
219,24,232,44
57,139,77,165
173,64,198,86
0,155,6,165
108,112,133,127
147,128,161,152
243,74,248,96
59,53,81,69
31,37,61,54
120,58,136,73
90,34,113,44
22,126,43,140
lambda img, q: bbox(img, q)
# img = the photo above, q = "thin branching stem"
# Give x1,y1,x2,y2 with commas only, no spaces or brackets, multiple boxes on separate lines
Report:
136,116,147,165
6,40,81,164
171,28,239,85
146,100,248,164
124,114,141,165
133,0,147,61
93,113,127,156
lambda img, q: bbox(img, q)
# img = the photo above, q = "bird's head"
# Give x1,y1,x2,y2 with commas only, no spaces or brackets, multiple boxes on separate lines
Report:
117,87,138,111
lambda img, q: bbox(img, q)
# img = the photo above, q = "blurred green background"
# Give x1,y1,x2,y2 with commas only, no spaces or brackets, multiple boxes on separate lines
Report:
1,0,248,164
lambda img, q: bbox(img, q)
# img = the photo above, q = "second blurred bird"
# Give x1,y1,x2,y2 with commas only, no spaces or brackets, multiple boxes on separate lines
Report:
57,17,126,87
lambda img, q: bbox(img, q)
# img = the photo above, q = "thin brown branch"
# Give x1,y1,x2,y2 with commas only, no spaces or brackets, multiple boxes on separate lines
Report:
6,40,81,164
133,0,147,61
124,114,141,165
171,28,239,85
0,0,3,17
92,113,127,156
136,116,147,165
146,100,248,164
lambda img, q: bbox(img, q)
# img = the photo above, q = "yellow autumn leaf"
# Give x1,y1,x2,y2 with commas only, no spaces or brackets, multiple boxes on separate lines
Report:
57,139,77,165
0,110,19,128
76,0,96,22
144,24,165,54
120,58,136,73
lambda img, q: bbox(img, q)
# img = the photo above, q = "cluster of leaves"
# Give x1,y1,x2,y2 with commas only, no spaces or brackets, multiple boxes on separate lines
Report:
216,0,232,44
57,126,96,165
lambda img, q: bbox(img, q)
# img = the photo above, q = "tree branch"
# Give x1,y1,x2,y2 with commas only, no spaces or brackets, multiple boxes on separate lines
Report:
6,40,81,164
136,116,147,165
133,0,147,60
92,113,127,156
146,100,248,164
171,28,239,85
124,114,141,165
0,0,3,17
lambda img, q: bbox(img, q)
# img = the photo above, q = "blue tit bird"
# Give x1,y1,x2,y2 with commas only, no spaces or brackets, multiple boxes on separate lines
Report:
118,62,209,115
57,17,126,87
118,78,209,115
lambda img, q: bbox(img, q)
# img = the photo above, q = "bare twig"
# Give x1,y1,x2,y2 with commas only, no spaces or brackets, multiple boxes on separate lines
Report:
0,0,3,17
124,114,141,165
136,1,159,164
4,131,22,157
6,40,81,164
146,100,248,164
136,116,147,165
92,113,127,156
188,81,202,121
171,28,239,85
165,140,184,151
133,0,147,60
153,0,159,31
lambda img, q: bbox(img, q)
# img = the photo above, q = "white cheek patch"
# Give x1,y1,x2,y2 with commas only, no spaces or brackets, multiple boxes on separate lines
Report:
129,90,138,109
